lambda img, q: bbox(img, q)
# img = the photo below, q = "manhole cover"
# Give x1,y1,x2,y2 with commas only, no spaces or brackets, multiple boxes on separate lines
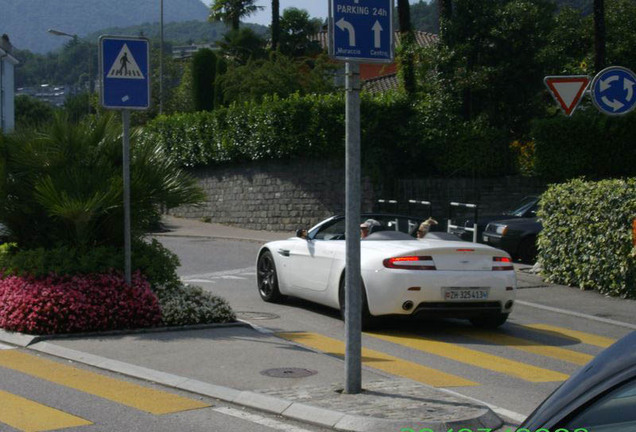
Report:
260,368,318,378
236,311,280,320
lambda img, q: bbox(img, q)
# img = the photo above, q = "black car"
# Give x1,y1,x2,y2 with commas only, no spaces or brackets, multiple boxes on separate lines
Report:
449,196,539,243
482,217,542,263
520,331,636,432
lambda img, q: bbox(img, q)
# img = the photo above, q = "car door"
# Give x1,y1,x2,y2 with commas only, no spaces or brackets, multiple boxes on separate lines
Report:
282,218,345,292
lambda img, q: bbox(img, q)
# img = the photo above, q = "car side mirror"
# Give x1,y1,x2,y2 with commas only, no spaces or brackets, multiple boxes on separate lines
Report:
296,229,308,239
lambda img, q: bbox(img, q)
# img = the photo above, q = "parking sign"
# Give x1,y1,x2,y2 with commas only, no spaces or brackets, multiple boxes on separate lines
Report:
329,0,394,63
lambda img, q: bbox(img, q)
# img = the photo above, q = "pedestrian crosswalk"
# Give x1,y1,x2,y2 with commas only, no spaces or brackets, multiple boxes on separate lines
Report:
277,323,618,389
0,350,211,431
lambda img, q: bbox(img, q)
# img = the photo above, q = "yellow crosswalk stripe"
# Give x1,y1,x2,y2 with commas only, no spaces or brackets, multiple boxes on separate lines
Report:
522,324,616,348
0,351,210,415
367,331,569,383
0,389,92,431
449,328,594,366
277,332,478,388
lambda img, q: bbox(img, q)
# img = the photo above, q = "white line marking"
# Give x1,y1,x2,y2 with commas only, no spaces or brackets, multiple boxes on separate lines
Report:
182,267,253,280
181,279,217,284
213,406,315,432
516,300,636,330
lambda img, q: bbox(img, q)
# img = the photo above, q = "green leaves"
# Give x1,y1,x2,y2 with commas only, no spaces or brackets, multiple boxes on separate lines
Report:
538,178,636,298
0,113,204,249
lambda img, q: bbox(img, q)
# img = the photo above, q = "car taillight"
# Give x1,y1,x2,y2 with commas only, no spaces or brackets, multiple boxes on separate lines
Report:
492,256,514,271
383,256,436,270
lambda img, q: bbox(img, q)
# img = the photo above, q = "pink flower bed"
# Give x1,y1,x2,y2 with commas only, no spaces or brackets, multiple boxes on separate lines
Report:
0,272,162,335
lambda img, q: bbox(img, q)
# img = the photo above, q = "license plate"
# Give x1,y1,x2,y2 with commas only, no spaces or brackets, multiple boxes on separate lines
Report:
482,235,489,242
443,287,489,301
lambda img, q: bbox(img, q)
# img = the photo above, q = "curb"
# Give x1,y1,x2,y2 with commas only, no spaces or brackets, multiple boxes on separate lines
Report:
0,323,502,432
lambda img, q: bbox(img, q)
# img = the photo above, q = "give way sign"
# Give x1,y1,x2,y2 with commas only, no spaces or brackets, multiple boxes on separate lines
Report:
544,75,591,116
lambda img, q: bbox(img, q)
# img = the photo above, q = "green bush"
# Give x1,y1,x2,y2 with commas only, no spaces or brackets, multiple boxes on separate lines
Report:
0,239,180,288
538,178,636,298
532,108,636,181
143,92,516,178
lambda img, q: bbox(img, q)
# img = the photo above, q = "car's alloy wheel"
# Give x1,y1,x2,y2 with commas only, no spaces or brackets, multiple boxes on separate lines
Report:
469,312,509,329
257,251,283,302
338,277,374,330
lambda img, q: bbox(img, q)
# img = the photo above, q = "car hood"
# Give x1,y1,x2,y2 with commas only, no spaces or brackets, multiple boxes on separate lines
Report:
521,331,636,429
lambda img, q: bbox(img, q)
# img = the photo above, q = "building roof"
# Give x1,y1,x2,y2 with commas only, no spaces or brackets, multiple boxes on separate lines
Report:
0,34,19,65
309,30,438,51
362,73,400,93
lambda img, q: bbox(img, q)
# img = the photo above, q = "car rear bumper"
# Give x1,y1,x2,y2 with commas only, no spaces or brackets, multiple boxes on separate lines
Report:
362,268,516,317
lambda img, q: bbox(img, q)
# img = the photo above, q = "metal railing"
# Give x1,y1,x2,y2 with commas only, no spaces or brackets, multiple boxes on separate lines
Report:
447,201,479,243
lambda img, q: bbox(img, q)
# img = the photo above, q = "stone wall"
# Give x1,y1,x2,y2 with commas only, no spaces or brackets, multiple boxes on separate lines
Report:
171,160,546,231
170,160,375,231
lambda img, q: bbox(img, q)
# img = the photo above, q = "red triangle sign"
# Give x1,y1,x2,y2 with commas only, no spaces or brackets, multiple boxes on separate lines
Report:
544,76,591,116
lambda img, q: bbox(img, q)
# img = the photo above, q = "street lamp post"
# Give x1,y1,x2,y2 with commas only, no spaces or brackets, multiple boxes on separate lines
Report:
48,28,92,114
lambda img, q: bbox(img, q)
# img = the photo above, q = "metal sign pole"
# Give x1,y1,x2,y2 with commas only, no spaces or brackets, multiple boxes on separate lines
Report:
344,61,362,394
122,109,132,285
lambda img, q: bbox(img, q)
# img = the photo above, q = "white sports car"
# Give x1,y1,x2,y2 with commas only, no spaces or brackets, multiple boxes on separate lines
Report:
256,214,516,328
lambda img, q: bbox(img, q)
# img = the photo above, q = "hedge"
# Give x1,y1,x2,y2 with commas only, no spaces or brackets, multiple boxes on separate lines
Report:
142,92,516,179
538,178,636,298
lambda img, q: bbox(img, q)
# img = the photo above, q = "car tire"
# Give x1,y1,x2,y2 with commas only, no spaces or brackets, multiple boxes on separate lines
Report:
257,251,284,303
517,236,537,264
339,276,374,330
469,313,509,329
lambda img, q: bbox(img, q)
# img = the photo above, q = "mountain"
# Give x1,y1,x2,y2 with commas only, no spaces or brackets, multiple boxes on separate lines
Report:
0,0,210,53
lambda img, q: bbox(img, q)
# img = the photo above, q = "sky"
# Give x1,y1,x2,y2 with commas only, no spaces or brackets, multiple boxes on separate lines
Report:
204,1,425,27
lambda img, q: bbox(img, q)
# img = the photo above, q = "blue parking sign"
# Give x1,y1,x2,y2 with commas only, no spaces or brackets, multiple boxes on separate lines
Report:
99,36,150,110
330,0,394,63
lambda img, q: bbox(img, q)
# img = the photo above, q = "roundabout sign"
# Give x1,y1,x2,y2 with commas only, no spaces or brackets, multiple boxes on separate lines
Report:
590,66,636,116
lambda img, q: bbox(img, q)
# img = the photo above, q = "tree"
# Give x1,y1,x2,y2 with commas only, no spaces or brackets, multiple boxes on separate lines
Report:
271,0,280,50
208,0,263,31
191,49,218,111
423,0,555,137
0,113,204,249
397,0,417,95
278,8,322,57
219,28,267,65
217,52,334,105
594,0,606,72
14,95,55,130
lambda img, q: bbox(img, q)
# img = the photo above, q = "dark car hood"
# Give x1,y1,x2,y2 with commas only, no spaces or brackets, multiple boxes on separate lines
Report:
521,331,636,429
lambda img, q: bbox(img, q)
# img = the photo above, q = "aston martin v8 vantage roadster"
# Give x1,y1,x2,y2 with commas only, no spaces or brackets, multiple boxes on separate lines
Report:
256,214,516,328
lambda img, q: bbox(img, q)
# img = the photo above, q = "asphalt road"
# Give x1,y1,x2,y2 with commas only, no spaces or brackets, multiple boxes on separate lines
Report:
158,235,634,422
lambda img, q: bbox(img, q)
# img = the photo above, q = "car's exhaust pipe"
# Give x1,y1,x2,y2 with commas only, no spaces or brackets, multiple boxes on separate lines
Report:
402,301,414,311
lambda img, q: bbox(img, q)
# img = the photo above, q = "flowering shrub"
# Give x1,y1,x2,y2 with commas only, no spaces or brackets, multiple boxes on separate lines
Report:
154,282,235,326
0,272,162,335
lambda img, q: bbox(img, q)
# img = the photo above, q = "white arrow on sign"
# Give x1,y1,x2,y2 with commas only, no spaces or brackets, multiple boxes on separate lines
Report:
600,75,619,92
372,20,383,48
624,78,635,102
602,96,624,111
336,18,356,47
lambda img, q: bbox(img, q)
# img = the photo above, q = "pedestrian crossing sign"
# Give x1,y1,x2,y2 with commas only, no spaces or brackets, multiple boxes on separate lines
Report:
99,35,150,110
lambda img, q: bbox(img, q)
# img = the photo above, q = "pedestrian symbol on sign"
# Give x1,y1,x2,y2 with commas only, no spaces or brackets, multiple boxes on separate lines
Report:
106,44,144,79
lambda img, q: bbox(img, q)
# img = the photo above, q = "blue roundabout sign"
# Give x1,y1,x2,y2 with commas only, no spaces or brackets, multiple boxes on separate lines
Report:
590,66,636,116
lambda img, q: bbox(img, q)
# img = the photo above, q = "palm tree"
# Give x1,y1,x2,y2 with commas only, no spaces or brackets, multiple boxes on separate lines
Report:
209,0,264,31
0,113,204,249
